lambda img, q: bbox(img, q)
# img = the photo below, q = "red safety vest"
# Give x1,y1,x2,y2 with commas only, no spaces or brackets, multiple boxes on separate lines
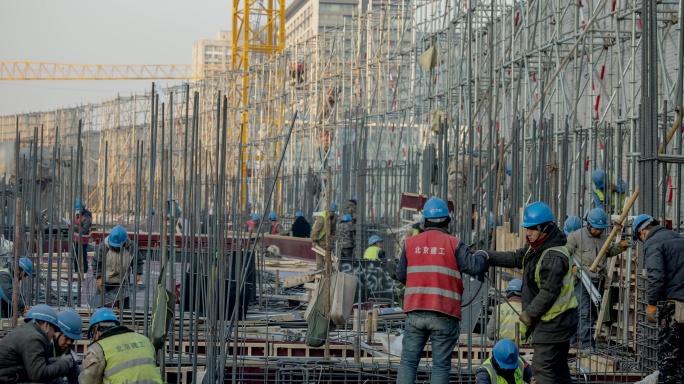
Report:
404,230,463,319
271,222,280,235
73,214,90,243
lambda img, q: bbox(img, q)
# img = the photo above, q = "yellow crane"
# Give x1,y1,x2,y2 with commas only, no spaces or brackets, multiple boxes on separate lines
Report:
232,0,286,203
0,62,229,80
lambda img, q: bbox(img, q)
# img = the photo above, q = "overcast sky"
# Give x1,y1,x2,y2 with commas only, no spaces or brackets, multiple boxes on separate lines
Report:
0,1,231,115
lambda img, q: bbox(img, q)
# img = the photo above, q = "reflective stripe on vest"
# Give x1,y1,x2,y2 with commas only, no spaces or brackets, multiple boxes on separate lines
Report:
532,246,578,321
363,246,381,260
481,357,525,384
0,268,10,303
98,332,162,384
271,222,280,235
404,230,464,318
594,188,604,202
492,301,528,344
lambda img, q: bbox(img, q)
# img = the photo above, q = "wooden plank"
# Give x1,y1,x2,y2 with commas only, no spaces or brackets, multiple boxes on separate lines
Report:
280,273,317,289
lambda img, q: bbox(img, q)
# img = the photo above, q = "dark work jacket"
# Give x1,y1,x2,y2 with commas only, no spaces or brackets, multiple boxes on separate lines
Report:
0,267,25,318
643,225,684,304
487,225,578,343
290,217,311,238
0,321,71,384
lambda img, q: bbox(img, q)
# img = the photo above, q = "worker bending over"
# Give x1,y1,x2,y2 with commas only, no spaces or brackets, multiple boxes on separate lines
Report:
487,278,528,344
475,338,534,384
0,257,33,318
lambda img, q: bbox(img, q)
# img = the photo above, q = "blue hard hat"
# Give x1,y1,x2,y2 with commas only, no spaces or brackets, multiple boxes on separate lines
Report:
353,194,358,201
330,202,338,212
592,169,605,189
108,225,128,248
252,214,262,221
492,338,519,369
506,164,512,176
57,309,83,340
19,257,33,276
24,304,59,328
633,214,657,235
74,199,84,212
506,278,522,292
520,202,555,228
489,214,495,229
614,179,627,194
88,308,121,338
268,212,277,220
341,214,352,222
368,235,383,246
248,201,253,207
295,211,303,217
423,197,449,219
563,215,582,234
587,208,608,229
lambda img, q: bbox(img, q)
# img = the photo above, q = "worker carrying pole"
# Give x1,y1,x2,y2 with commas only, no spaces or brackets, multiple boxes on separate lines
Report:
482,201,578,384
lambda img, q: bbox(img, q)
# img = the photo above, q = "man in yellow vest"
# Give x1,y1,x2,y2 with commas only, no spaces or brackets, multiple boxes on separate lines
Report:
475,338,534,384
486,278,529,344
79,308,162,384
591,169,626,214
310,202,337,270
363,235,385,260
483,201,578,384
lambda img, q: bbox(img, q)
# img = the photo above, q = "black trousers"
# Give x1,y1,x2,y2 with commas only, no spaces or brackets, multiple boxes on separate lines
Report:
658,302,684,384
532,341,572,384
72,242,88,274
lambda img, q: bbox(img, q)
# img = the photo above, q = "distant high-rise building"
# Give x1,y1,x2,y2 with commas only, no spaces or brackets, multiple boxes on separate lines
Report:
285,0,361,47
192,30,232,78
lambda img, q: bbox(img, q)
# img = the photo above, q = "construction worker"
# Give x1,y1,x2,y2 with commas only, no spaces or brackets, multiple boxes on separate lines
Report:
563,215,581,235
0,256,32,318
267,212,288,235
73,199,92,280
485,201,578,384
343,195,358,222
363,235,385,261
290,211,311,238
310,202,337,270
566,208,631,352
475,338,534,384
633,214,684,384
94,225,144,309
395,197,488,384
337,214,355,259
50,309,83,384
80,308,162,384
590,169,626,214
0,304,74,383
486,278,529,344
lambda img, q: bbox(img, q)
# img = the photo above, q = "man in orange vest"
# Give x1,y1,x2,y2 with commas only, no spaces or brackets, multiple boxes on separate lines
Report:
395,196,489,384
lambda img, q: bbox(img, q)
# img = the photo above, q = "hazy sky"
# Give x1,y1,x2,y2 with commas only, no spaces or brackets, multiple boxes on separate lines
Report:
0,1,231,115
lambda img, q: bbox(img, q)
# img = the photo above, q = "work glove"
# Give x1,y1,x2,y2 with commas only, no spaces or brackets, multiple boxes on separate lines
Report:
646,305,657,324
136,275,143,285
97,278,102,288
572,265,579,276
619,240,636,249
519,311,534,328
59,353,75,369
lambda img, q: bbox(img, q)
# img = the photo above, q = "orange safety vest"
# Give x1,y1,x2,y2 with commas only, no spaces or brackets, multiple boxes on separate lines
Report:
271,222,281,235
73,214,90,243
404,230,464,319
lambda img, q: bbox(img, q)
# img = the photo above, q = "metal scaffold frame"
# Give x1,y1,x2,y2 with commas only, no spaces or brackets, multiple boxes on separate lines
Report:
2,0,684,380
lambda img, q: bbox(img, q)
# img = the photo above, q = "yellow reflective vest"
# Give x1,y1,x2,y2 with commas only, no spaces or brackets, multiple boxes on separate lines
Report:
481,356,525,384
491,300,529,344
97,331,162,384
363,245,381,260
532,246,578,321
